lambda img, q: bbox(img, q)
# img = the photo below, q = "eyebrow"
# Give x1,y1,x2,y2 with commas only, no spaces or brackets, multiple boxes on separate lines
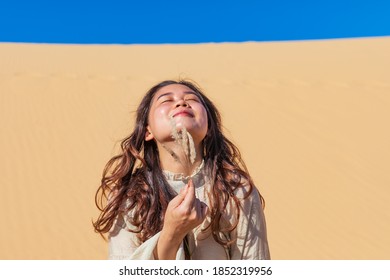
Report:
156,91,197,100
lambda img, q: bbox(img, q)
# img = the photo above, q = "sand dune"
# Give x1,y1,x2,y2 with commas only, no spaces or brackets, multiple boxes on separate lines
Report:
1,37,389,259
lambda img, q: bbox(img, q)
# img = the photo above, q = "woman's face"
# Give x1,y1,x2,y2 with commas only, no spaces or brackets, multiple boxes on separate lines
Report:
146,84,208,145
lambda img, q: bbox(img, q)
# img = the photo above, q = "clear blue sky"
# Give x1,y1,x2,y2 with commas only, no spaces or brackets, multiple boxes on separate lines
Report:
1,0,390,44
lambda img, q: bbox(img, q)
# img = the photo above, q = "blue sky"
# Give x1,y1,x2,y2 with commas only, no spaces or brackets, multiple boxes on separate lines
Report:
0,0,390,44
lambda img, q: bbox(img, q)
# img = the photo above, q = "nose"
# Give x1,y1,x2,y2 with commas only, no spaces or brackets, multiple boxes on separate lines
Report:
175,99,190,108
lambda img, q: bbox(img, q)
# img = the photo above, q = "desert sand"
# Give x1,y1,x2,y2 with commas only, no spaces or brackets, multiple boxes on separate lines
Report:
1,37,389,259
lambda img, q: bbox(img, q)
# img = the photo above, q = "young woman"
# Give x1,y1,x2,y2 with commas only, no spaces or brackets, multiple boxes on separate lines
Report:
94,80,270,260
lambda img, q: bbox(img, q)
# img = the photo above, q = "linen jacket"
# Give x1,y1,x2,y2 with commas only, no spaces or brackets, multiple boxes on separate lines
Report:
108,162,270,260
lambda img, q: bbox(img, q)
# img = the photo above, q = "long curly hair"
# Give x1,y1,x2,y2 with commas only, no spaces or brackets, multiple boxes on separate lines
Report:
93,79,264,258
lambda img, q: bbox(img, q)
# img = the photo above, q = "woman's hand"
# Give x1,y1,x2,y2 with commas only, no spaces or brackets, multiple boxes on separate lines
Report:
156,179,208,259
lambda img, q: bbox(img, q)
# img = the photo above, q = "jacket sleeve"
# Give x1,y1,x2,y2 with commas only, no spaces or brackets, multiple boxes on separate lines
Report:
229,185,271,260
108,212,186,260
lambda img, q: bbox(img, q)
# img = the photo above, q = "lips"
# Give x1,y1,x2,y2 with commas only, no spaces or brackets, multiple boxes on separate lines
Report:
172,109,194,118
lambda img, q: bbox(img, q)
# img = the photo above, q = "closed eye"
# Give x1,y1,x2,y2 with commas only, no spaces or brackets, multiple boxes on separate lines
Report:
185,97,200,102
161,98,173,104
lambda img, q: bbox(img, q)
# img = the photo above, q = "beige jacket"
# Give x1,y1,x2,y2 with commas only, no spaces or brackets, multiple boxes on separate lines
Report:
108,162,270,260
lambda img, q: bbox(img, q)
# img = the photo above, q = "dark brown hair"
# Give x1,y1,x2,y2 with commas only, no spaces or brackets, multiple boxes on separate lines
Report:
93,79,264,258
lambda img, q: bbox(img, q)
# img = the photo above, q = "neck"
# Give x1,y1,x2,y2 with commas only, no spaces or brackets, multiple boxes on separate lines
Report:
157,141,203,176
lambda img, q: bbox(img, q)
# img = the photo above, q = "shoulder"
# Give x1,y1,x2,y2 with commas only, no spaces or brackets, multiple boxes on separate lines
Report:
234,175,261,200
222,174,262,214
233,179,265,223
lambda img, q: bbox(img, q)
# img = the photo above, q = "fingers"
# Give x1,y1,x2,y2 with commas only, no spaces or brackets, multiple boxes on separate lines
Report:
182,180,208,220
193,200,199,217
168,183,188,208
168,179,208,227
181,179,196,209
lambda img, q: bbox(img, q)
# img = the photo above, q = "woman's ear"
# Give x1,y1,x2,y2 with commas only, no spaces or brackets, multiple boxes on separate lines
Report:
145,126,154,141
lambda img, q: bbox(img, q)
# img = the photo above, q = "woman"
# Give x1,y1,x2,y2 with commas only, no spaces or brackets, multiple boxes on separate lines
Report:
94,79,270,259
